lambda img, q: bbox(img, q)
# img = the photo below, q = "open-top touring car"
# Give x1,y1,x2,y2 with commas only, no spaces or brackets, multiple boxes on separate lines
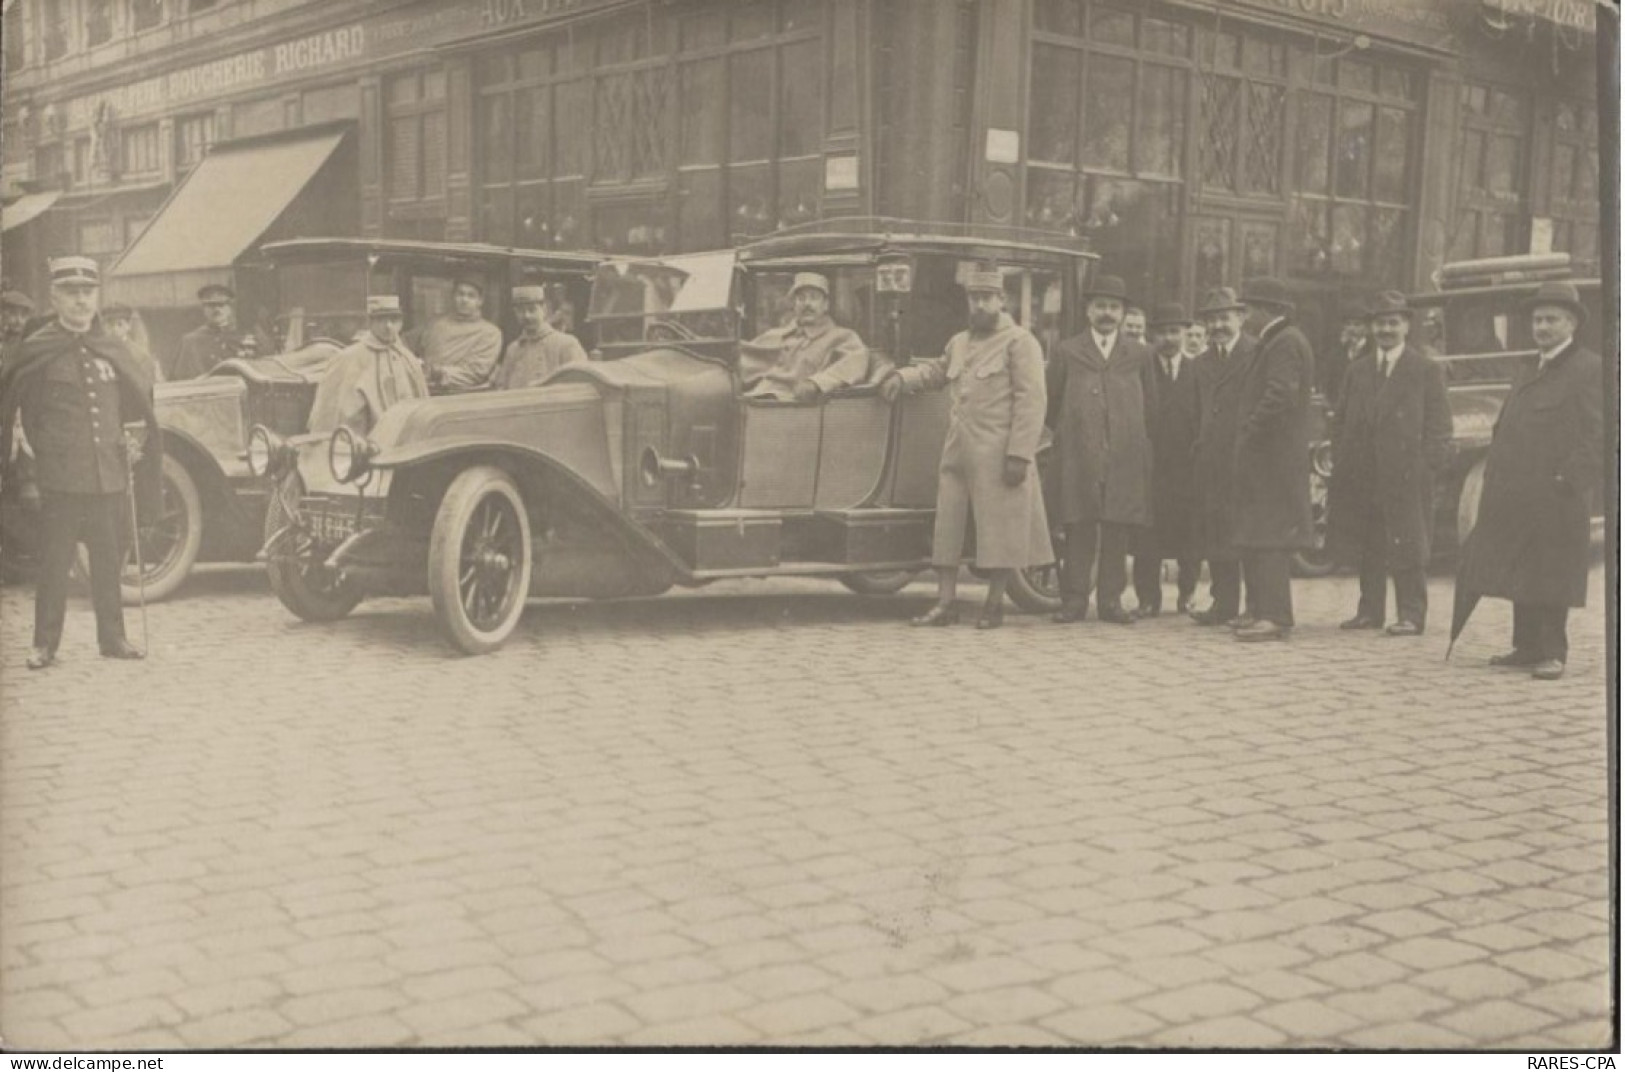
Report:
257,219,1097,654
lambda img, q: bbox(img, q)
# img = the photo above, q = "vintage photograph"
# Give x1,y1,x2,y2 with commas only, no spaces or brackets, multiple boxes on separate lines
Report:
0,0,1613,1055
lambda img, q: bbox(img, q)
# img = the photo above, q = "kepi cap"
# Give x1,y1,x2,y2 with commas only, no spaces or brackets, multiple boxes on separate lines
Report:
49,255,100,286
790,272,830,297
366,294,403,317
197,283,234,303
962,265,1006,293
511,285,548,306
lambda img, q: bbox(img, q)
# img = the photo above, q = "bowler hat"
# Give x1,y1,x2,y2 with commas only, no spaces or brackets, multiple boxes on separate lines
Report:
1523,281,1587,326
1148,301,1191,329
366,294,403,317
1365,290,1412,321
1239,277,1294,312
197,283,234,303
1196,286,1245,317
1082,274,1130,303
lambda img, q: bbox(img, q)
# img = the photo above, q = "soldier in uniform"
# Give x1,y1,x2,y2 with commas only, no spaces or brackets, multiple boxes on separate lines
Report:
879,266,1052,629
740,272,870,401
417,277,503,393
307,295,428,436
1133,301,1203,617
1190,287,1254,627
173,283,253,380
492,285,589,390
0,256,161,670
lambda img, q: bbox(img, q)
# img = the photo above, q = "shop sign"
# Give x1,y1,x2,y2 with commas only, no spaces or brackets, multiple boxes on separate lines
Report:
1482,0,1596,34
1224,0,1458,51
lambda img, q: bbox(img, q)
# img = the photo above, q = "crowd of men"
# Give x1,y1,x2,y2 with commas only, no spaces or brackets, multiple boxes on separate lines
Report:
0,249,1603,680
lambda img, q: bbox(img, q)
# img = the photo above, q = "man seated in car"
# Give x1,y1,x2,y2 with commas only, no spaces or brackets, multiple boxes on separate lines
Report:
415,277,503,394
492,285,588,390
739,272,869,402
306,295,428,436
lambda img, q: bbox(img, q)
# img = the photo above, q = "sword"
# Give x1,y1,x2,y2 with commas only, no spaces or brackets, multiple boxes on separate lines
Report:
124,448,149,656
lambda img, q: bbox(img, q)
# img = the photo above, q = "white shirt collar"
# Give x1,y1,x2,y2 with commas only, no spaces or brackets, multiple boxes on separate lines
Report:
1092,329,1117,356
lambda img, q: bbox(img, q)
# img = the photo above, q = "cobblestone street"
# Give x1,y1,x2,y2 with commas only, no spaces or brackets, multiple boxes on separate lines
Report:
0,561,1611,1050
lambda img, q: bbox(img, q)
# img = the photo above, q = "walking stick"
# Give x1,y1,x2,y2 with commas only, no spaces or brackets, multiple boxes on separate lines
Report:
124,449,149,656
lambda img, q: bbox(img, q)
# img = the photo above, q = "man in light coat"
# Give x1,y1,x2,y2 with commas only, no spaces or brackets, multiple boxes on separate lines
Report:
417,277,504,393
741,272,869,401
1045,274,1155,625
879,267,1051,629
1231,278,1316,643
307,295,429,436
492,285,588,390
1328,291,1452,636
1457,281,1602,680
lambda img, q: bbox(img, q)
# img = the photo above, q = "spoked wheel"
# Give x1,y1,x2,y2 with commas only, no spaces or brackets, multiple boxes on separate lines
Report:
838,570,919,596
1007,523,1065,614
428,466,532,656
95,455,203,604
264,472,363,622
1291,458,1337,578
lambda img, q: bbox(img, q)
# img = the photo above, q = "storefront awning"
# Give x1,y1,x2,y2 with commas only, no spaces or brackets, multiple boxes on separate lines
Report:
109,128,346,307
2,191,62,232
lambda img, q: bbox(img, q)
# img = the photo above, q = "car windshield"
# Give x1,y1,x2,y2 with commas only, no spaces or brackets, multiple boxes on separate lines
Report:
589,252,738,347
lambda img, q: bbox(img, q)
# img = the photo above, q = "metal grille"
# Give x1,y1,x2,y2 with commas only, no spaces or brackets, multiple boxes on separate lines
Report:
1199,74,1240,191
1245,84,1285,193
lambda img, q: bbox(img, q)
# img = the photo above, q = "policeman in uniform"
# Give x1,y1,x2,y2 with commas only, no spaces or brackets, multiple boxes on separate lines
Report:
173,283,253,380
492,285,590,390
0,256,160,670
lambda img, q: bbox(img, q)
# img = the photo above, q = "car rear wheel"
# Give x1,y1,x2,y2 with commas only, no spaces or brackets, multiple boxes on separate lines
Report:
838,570,918,596
428,466,532,656
85,455,204,605
1291,457,1337,578
264,472,363,622
1456,458,1486,549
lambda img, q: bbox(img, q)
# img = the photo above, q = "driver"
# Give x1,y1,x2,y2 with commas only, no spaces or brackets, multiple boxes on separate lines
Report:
739,273,869,401
416,277,503,393
492,285,588,390
306,295,428,436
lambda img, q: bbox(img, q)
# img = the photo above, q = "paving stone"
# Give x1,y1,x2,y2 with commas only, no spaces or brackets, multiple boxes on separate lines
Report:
1135,982,1261,1024
1040,1004,1164,1045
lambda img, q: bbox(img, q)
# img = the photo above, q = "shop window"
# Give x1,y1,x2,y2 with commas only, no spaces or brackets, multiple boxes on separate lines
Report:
594,67,671,181
42,0,72,60
385,68,448,220
130,0,163,32
85,0,114,47
1547,100,1600,270
176,112,217,171
120,122,161,177
1198,27,1285,197
1449,81,1530,264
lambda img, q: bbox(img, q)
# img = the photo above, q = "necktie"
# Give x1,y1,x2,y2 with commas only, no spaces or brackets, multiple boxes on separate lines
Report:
1163,356,1173,379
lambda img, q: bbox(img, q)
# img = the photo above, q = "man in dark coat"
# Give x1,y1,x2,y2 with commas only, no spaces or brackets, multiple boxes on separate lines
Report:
0,256,162,670
1457,281,1602,680
1231,278,1315,643
1046,274,1156,625
1319,303,1369,411
1189,287,1254,627
1328,291,1453,636
1133,301,1202,617
172,283,258,380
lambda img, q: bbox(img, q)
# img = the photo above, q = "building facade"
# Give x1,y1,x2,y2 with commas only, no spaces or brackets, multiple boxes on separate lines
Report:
1,0,1604,350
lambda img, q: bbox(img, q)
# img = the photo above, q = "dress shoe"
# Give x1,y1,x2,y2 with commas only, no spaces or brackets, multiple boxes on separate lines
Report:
1051,604,1088,624
910,604,960,627
975,603,1004,630
1234,620,1289,643
1227,615,1257,631
1098,605,1135,625
1175,596,1193,615
26,647,55,671
1489,649,1540,668
1340,615,1383,631
1530,659,1566,681
1133,605,1160,620
1384,621,1422,637
1190,609,1231,627
100,639,145,660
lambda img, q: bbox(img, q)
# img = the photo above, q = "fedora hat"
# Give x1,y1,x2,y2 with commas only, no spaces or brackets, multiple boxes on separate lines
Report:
1239,277,1294,312
1082,274,1131,303
1365,290,1412,321
1148,301,1191,329
1196,286,1245,317
1523,281,1587,326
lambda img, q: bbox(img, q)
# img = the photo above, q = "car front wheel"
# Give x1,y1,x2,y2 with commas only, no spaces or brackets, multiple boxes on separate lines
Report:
838,570,918,596
264,472,363,622
107,454,203,604
428,466,533,656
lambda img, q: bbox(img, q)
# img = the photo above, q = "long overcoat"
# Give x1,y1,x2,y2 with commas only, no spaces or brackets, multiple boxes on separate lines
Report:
1138,350,1202,559
1327,344,1452,568
898,314,1053,569
1458,341,1602,607
1191,334,1253,559
1230,317,1316,551
1045,331,1155,528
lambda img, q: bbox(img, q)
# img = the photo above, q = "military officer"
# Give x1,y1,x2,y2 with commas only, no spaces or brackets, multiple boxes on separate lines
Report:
492,285,589,390
1133,301,1203,617
879,266,1052,629
1457,281,1602,681
1230,278,1316,643
741,272,870,401
1189,287,1253,627
173,283,255,380
1046,274,1156,625
0,256,161,670
306,295,428,436
1327,291,1452,637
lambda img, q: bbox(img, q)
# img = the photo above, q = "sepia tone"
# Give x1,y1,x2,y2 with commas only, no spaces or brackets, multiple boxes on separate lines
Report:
0,0,1613,1052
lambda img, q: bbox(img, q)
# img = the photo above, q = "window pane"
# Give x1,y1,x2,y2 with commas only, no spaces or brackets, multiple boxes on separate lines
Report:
778,158,820,227
1081,55,1132,171
1335,101,1372,199
389,117,420,199
1138,65,1185,177
480,94,511,183
779,39,823,157
731,1,774,41
1244,83,1284,193
1029,43,1078,165
680,60,726,166
1242,37,1284,78
1488,88,1526,126
519,45,551,80
1572,145,1597,203
1330,203,1365,274
1034,0,1081,36
1461,129,1485,192
1485,133,1520,195
1205,29,1241,69
679,168,724,248
1368,208,1405,284
422,111,446,197
1341,59,1374,94
478,53,514,88
1289,196,1330,274
680,9,726,50
86,0,113,46
1479,210,1509,257
388,75,419,107
1551,143,1578,202
1142,17,1189,57
132,0,163,31
516,86,550,180
1240,221,1277,279
555,80,589,176
1448,208,1479,261
423,68,446,101
729,50,774,161
478,187,514,242
515,182,551,246
1024,168,1076,229
1192,216,1230,296
552,179,586,248
1297,92,1332,195
1373,106,1409,202
728,162,774,235
1090,6,1134,46
1377,67,1414,101
1199,74,1241,191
